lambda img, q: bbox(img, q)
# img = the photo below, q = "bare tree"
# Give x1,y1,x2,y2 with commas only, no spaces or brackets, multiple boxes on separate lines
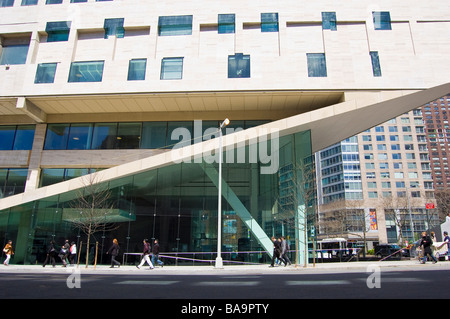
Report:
276,155,317,267
66,173,118,268
435,189,450,221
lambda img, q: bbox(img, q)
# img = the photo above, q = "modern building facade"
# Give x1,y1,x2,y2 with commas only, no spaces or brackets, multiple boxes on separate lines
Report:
1,0,450,265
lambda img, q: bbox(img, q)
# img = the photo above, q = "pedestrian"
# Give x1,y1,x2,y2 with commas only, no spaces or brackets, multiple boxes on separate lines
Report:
419,231,438,264
43,240,57,267
151,239,164,267
281,236,292,266
69,242,77,266
269,236,284,267
3,240,14,266
136,239,154,270
58,239,70,267
107,238,121,268
443,231,450,261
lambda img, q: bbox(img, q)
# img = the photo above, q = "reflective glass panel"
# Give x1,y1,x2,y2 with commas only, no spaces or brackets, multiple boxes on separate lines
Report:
141,122,167,149
68,61,104,82
91,123,117,149
44,124,69,150
34,63,57,83
0,126,15,150
13,125,35,150
67,123,93,150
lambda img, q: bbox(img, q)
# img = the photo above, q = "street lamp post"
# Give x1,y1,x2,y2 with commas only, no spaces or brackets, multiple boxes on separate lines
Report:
215,118,230,269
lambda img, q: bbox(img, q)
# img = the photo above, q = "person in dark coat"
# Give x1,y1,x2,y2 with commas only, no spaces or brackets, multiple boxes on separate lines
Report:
136,239,154,270
43,240,57,268
420,231,438,264
107,238,121,268
269,236,286,267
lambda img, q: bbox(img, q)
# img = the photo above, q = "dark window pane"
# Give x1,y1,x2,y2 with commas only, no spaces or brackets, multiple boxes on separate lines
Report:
13,125,35,150
141,122,168,149
44,123,70,150
228,53,250,78
91,123,117,149
0,126,15,150
46,21,71,42
67,123,93,150
117,122,141,149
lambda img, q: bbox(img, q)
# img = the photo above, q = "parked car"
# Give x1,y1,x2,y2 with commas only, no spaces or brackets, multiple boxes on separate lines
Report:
374,244,406,259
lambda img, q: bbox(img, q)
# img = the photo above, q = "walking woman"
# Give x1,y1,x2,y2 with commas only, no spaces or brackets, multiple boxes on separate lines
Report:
107,238,121,268
3,240,14,266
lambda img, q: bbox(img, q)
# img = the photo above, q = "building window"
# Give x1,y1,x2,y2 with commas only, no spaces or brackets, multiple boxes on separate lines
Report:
158,15,193,36
127,59,146,81
46,0,63,4
322,12,337,31
160,57,183,80
0,0,14,7
68,61,104,82
228,53,250,78
34,63,57,83
104,18,124,39
0,44,29,65
0,125,35,150
370,51,382,77
21,0,38,5
70,0,87,2
46,21,71,42
261,13,278,32
0,168,28,198
307,53,327,77
373,11,391,30
218,14,235,34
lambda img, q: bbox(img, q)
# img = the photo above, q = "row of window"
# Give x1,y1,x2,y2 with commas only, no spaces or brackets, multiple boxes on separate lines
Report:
43,120,268,150
33,52,347,83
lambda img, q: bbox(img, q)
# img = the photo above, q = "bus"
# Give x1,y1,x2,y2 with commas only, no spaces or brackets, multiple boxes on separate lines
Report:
317,238,350,259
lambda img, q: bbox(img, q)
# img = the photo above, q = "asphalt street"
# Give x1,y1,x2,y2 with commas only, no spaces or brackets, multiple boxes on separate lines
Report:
1,259,449,302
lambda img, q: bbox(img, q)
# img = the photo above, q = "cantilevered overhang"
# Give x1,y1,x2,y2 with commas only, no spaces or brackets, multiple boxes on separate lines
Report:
1,82,450,211
0,91,345,124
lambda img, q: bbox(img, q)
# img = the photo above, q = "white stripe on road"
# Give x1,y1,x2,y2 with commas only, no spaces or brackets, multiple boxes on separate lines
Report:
115,281,179,285
286,280,351,286
195,281,259,286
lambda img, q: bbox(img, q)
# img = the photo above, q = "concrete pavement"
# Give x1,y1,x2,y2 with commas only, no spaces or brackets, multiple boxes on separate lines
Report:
1,258,449,275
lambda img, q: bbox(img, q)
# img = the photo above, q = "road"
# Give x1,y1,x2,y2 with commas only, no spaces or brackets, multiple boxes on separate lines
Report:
1,264,449,302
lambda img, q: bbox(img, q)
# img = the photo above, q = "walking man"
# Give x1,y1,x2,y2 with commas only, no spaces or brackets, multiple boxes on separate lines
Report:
136,239,154,270
152,239,164,268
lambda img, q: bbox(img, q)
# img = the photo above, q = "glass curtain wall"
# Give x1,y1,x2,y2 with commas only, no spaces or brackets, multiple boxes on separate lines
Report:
0,130,315,266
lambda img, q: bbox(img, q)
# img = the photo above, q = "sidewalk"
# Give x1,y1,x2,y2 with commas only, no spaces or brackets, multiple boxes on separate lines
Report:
1,258,449,275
